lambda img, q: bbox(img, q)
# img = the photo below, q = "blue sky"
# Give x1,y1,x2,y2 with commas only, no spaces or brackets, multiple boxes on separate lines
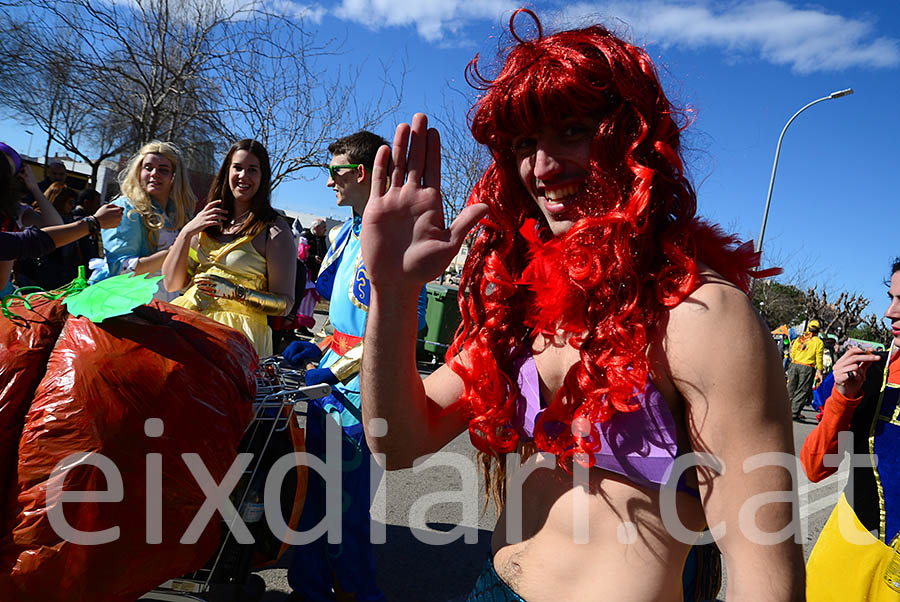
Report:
4,1,899,317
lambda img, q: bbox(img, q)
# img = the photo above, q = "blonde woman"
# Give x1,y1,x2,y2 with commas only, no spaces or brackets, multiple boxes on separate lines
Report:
90,141,196,300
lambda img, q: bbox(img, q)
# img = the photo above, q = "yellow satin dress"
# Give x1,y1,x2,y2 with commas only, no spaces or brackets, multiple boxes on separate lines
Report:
172,225,273,358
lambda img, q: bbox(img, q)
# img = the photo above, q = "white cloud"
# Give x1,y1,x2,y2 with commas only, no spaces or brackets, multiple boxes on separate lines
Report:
267,1,326,23
106,0,326,24
331,0,515,42
555,1,900,73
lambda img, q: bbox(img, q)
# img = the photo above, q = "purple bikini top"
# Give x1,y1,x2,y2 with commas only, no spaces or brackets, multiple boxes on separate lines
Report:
512,353,691,492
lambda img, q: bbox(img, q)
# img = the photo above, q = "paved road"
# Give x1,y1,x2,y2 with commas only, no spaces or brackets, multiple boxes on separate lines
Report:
247,402,838,601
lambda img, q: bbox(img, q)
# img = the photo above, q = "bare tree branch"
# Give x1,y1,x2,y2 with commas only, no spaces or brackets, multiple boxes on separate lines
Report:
428,86,490,225
0,0,404,193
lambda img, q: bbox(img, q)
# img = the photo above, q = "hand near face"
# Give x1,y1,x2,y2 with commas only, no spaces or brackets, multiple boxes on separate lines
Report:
185,199,226,237
361,113,487,294
17,164,39,193
833,346,881,398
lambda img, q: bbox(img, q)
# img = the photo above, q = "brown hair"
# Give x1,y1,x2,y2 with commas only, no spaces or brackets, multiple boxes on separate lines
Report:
45,182,76,214
206,139,277,237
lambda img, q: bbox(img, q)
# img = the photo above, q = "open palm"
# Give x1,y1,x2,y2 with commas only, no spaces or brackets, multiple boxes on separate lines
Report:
361,113,487,294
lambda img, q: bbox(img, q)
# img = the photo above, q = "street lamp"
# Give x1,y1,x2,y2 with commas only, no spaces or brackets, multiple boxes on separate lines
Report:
756,88,854,254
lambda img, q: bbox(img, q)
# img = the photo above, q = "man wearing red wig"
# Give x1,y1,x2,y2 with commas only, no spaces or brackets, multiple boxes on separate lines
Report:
360,10,804,601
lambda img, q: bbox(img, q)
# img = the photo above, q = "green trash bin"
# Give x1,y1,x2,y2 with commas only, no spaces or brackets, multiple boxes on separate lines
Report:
420,283,462,361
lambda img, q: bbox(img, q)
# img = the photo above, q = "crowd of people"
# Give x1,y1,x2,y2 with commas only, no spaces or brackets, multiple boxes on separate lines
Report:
0,137,329,356
3,7,900,602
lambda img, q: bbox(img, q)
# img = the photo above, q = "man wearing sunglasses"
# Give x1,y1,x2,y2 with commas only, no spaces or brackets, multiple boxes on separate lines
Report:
286,131,426,602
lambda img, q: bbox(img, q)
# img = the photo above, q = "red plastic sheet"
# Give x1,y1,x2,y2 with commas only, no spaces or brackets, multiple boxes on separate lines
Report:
0,300,257,601
0,297,70,542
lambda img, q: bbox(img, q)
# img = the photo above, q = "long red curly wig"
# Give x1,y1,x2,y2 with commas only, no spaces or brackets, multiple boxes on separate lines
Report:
447,10,768,478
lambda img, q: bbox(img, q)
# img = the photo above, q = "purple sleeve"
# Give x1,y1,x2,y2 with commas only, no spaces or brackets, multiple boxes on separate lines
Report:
0,226,56,261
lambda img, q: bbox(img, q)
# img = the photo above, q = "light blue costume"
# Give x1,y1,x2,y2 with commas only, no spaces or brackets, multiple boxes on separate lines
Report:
288,214,426,602
89,197,181,300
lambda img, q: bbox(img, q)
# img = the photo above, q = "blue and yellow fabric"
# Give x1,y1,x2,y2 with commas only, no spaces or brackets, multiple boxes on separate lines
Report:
313,214,426,435
807,359,900,601
288,213,425,602
89,197,181,301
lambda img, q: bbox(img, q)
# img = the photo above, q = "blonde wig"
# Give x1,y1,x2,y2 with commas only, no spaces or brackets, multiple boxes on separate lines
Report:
118,141,196,247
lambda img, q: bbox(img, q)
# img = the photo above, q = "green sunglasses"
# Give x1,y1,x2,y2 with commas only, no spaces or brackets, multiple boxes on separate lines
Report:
325,163,361,178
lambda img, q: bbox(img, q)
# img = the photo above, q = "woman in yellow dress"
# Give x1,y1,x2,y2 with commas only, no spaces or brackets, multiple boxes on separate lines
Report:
162,139,296,358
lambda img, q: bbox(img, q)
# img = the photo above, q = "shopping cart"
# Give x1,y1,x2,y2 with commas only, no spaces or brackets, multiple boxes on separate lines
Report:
139,357,331,601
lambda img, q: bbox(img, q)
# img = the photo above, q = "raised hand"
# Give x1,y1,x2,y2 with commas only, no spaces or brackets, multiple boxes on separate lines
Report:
361,113,487,294
17,162,40,194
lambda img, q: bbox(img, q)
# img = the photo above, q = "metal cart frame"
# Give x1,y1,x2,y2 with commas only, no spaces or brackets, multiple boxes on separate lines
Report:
139,358,330,601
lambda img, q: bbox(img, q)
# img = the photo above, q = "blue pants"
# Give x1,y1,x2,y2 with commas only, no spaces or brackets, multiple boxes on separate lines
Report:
287,400,385,602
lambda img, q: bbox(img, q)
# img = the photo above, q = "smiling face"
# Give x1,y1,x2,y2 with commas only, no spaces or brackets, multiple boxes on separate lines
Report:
885,271,900,349
229,149,261,206
139,153,174,204
513,118,596,237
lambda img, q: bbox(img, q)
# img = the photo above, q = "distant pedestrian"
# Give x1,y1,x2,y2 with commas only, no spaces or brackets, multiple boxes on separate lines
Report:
822,337,837,375
37,160,67,192
304,217,328,281
788,319,824,419
73,188,104,271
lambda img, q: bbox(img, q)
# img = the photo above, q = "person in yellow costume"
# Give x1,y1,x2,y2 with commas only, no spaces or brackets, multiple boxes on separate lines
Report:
789,318,825,419
801,257,900,601
162,139,296,358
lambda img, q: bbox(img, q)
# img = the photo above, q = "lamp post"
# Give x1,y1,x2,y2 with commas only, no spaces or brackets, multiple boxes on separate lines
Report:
756,88,854,254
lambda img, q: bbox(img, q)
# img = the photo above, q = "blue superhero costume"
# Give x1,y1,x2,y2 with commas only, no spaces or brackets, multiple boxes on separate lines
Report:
288,215,426,602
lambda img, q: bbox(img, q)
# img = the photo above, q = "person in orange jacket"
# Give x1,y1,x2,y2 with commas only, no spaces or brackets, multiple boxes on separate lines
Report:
800,257,900,601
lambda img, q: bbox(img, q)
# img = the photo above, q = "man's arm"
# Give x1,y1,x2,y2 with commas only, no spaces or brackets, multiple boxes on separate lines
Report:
360,113,486,468
363,283,471,468
0,204,123,263
666,276,804,601
44,203,124,249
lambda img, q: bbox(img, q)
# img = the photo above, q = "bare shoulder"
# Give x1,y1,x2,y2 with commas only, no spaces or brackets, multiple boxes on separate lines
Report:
268,217,292,239
667,268,761,337
262,218,296,254
663,267,775,385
